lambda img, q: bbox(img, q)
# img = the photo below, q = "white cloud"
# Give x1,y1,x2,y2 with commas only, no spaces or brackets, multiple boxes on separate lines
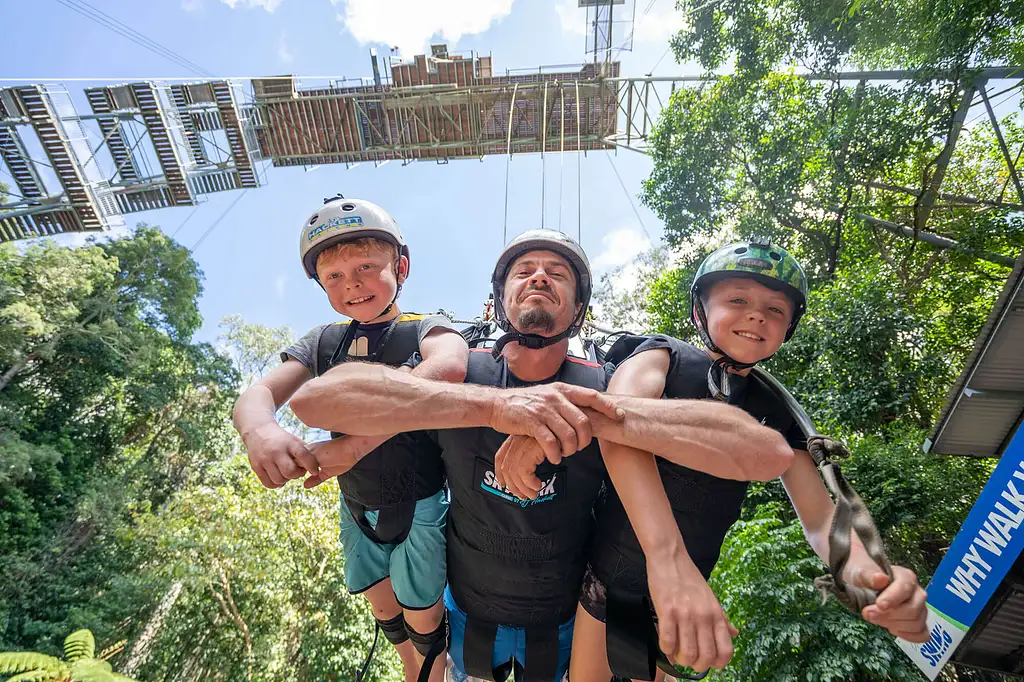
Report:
277,33,294,64
591,226,651,271
333,0,513,58
221,0,284,11
555,0,684,45
274,272,288,300
181,0,203,12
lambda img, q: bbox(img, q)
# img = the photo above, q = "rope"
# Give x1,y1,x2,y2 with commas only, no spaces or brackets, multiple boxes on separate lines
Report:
751,367,894,613
605,152,651,241
576,81,582,242
559,83,565,234
503,83,519,246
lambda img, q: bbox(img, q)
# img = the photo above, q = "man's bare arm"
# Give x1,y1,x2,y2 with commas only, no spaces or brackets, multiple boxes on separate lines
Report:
291,361,623,461
587,352,794,481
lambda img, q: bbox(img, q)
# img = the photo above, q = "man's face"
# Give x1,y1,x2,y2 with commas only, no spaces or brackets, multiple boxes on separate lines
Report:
699,277,794,364
502,250,580,336
316,243,407,322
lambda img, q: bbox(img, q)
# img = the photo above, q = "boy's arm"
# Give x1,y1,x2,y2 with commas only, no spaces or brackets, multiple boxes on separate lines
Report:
233,359,319,487
413,324,469,383
782,454,929,642
600,350,738,673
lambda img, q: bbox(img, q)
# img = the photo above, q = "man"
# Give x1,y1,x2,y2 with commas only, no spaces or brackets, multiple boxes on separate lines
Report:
291,230,793,682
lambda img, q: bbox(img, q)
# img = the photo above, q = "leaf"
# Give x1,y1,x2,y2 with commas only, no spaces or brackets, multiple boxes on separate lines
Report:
64,629,96,663
0,652,66,674
70,658,114,682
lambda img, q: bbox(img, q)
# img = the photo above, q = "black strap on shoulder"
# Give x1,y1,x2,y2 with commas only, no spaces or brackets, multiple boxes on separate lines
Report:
370,317,402,363
327,320,360,369
344,498,416,545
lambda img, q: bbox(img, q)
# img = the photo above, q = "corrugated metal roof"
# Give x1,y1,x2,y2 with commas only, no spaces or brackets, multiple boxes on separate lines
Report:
929,253,1024,458
954,555,1024,677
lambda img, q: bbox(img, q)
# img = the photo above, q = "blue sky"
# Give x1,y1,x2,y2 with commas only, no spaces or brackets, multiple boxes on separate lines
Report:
2,0,698,345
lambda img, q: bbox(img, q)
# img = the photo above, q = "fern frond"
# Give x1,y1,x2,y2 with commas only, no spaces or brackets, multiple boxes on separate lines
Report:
7,667,68,681
97,641,126,662
70,658,113,682
0,652,65,674
64,630,96,663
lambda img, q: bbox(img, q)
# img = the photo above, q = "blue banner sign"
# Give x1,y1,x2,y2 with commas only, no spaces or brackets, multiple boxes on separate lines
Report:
898,425,1024,679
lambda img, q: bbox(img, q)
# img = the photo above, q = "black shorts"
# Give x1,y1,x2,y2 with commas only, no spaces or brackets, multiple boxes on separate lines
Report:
580,563,609,623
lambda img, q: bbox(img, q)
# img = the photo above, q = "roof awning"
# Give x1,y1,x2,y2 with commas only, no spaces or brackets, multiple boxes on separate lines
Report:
927,254,1024,459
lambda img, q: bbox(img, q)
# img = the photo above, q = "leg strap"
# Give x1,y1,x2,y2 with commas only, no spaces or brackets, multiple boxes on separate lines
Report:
522,626,560,682
606,590,658,681
377,613,410,645
346,498,417,545
410,614,449,682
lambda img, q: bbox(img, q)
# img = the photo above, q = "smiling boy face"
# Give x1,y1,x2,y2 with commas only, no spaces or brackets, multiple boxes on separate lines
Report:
315,237,407,322
697,276,795,365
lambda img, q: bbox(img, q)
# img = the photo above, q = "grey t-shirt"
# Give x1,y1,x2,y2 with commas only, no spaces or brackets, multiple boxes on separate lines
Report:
281,313,455,377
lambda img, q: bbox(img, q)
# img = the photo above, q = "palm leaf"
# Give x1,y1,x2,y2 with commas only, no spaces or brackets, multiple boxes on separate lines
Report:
63,630,96,663
0,652,65,674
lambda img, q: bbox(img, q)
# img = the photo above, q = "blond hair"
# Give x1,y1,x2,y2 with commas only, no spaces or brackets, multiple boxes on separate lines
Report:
316,237,399,275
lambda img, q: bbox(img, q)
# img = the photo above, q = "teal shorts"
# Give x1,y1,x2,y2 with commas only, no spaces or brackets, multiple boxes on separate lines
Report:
339,489,448,609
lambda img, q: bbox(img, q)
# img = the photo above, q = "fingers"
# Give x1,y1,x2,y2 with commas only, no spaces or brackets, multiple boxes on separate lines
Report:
657,611,680,666
510,467,543,501
544,396,581,457
263,461,287,488
289,441,320,476
874,571,917,611
252,464,280,489
493,438,511,489
673,618,698,671
275,453,304,480
303,472,329,489
531,426,563,464
692,615,718,674
712,618,736,670
560,384,624,421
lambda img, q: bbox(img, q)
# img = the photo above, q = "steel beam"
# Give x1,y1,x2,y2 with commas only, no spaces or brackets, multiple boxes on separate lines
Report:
980,86,1024,204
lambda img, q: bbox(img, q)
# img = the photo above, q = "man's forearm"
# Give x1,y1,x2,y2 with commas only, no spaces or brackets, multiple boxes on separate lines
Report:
291,363,492,435
588,397,793,481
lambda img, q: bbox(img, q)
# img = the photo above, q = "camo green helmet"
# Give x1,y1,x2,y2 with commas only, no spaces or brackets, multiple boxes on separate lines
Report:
690,237,808,343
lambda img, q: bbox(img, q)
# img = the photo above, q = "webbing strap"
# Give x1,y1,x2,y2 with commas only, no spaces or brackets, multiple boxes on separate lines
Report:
523,627,560,682
464,618,500,681
414,621,449,682
806,436,894,611
606,591,657,681
751,368,894,614
355,622,381,682
344,498,416,546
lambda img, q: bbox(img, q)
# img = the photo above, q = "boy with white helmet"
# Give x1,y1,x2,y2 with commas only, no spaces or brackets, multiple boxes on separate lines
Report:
233,195,467,682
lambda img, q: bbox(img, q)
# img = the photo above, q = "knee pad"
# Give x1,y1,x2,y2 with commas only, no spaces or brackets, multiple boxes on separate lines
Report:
407,614,448,658
377,613,409,645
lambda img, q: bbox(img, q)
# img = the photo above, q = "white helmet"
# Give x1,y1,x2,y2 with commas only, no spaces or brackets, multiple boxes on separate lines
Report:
299,195,409,281
489,229,593,356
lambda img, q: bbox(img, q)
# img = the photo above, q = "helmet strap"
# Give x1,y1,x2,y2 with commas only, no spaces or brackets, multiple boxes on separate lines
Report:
694,298,761,401
490,301,587,359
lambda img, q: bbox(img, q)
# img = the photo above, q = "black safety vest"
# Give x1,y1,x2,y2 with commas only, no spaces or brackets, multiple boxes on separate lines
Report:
592,335,799,680
315,315,446,546
438,348,609,682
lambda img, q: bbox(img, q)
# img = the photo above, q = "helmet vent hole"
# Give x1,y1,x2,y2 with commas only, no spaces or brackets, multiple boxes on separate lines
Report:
734,247,747,254
770,252,781,260
341,203,356,212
